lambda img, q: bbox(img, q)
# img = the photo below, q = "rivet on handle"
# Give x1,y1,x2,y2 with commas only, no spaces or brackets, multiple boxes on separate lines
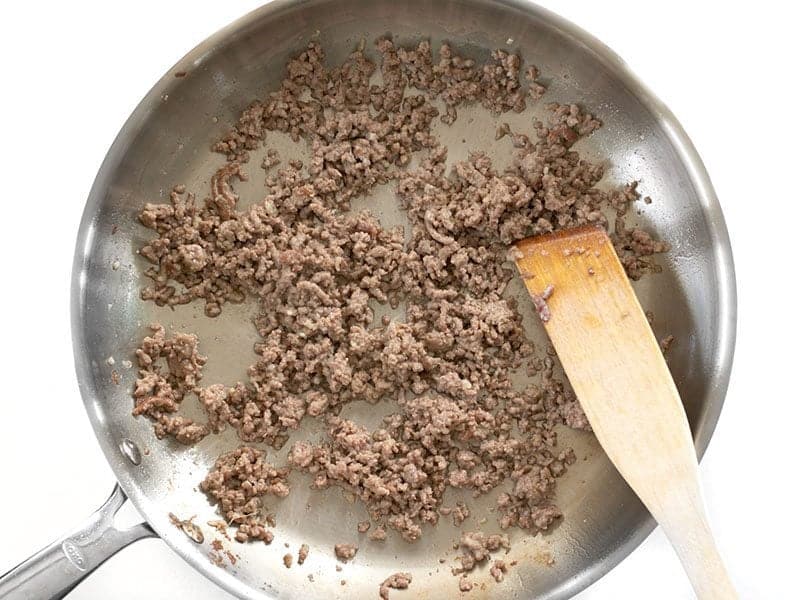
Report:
119,438,142,465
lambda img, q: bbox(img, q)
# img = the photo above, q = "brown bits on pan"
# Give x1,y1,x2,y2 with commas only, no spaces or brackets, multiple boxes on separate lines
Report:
334,543,358,562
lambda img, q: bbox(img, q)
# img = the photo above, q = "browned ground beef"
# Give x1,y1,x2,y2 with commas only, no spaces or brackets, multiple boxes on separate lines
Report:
490,559,508,582
334,543,358,562
379,572,412,599
454,531,510,574
199,447,289,543
440,501,470,526
132,36,666,592
297,543,309,565
369,526,387,542
132,324,209,444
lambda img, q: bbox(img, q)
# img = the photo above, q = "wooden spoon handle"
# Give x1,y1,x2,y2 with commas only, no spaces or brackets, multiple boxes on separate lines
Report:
656,486,737,599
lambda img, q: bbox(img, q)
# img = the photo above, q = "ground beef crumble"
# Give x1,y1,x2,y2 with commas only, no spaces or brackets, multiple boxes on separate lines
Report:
369,526,387,542
334,543,358,562
454,531,510,574
132,35,667,593
133,324,210,444
199,447,289,543
490,559,508,582
379,572,412,599
440,501,470,526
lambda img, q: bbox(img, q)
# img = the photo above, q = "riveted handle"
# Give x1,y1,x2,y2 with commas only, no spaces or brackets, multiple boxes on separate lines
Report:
0,485,156,599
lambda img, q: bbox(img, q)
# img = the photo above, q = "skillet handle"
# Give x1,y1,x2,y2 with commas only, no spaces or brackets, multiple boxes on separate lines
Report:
0,484,155,599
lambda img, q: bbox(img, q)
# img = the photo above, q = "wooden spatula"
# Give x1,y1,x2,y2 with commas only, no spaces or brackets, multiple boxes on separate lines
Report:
514,225,736,599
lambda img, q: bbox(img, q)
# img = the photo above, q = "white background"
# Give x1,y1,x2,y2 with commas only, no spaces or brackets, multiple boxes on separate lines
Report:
0,1,796,598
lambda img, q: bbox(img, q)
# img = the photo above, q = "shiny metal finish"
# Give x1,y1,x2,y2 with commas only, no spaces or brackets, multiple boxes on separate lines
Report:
0,486,155,599
3,0,736,598
119,438,142,465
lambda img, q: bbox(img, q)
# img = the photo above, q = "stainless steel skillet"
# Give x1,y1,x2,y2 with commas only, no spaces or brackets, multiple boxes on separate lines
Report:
0,0,736,598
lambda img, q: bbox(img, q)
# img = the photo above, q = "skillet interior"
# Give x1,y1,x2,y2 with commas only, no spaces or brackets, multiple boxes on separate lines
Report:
71,1,735,598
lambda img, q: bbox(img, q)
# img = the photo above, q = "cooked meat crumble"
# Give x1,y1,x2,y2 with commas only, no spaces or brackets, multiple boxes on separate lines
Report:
199,447,289,543
298,543,310,565
454,531,510,574
490,559,508,582
379,572,412,599
132,35,667,593
334,543,358,562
